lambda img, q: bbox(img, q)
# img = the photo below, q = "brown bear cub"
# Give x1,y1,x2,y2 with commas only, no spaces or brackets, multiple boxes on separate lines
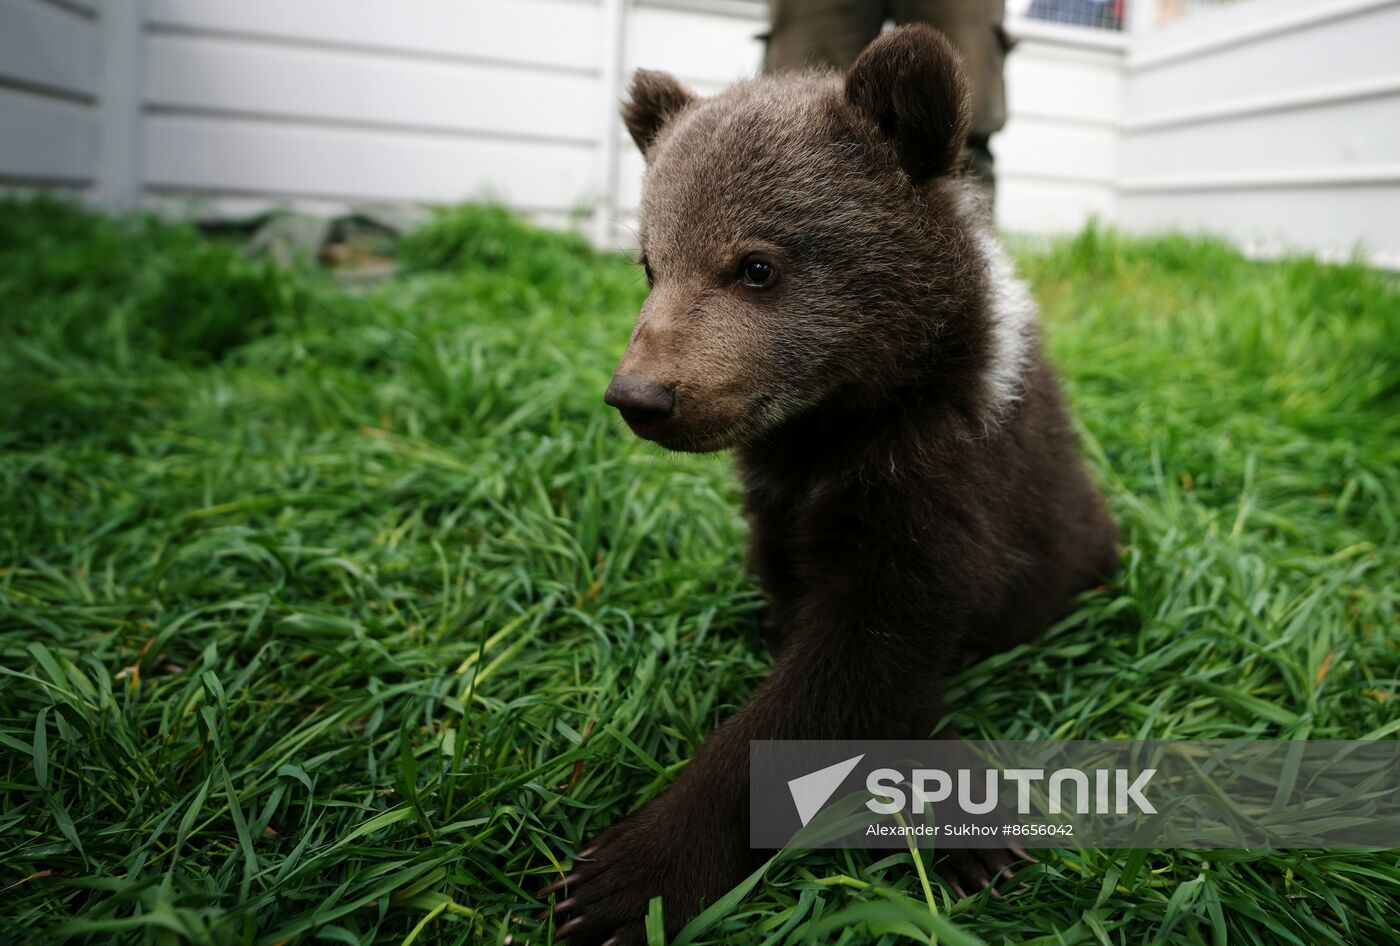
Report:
547,24,1119,945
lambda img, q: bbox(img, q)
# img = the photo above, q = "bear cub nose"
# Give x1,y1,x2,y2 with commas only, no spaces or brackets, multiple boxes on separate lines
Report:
605,374,675,428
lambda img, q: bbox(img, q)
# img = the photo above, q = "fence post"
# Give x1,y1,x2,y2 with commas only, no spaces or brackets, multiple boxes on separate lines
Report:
96,0,142,210
595,0,629,247
1126,0,1157,35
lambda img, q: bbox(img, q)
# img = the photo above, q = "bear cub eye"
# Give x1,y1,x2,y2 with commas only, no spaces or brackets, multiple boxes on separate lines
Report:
739,255,777,289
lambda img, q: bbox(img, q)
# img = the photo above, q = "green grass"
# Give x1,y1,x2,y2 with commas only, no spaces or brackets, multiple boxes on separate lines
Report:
2,198,1398,945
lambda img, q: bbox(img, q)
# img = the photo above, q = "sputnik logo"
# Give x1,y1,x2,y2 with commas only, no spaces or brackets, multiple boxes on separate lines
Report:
787,754,865,826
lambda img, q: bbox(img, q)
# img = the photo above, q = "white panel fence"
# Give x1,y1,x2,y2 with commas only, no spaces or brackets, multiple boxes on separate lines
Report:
0,0,100,189
1118,0,1400,265
1,0,1396,265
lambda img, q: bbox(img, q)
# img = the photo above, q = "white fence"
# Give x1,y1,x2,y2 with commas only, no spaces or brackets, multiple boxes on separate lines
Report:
1,0,1397,265
0,0,100,191
133,0,1123,243
1118,0,1400,265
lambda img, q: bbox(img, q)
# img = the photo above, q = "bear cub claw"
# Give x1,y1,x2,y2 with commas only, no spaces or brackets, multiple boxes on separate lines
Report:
542,833,1038,943
936,845,1039,902
543,801,746,946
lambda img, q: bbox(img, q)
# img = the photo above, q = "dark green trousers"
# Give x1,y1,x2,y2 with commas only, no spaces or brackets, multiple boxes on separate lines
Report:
763,0,1009,207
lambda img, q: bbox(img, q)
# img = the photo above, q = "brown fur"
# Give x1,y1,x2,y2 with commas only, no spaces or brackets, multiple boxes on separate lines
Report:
553,26,1119,945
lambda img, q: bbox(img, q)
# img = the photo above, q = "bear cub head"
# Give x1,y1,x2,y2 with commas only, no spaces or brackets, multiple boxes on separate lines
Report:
606,25,1016,453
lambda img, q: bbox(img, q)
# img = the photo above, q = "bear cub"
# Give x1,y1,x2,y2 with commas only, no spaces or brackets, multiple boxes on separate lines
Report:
547,24,1119,945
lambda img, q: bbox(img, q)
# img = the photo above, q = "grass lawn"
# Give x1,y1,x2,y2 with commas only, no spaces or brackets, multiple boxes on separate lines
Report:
1,198,1397,945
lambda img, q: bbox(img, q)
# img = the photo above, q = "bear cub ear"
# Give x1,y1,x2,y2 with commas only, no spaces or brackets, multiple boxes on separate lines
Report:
845,25,972,182
622,69,695,157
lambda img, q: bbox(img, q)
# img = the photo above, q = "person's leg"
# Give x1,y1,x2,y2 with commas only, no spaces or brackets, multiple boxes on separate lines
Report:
892,0,1010,209
763,0,888,73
